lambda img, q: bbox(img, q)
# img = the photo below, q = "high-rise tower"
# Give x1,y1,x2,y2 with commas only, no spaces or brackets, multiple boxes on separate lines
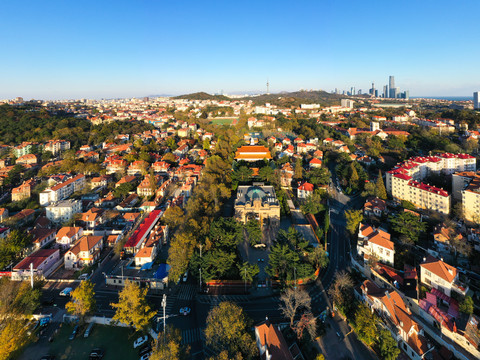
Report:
389,76,395,98
266,79,270,95
474,92,480,110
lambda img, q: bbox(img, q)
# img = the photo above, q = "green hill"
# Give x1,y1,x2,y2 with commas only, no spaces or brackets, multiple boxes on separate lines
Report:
172,92,231,101
241,90,344,107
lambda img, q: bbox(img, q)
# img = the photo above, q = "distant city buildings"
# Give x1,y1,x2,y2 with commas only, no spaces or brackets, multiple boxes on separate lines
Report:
474,91,479,110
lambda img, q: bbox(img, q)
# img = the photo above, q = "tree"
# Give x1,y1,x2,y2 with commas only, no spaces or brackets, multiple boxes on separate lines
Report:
300,191,325,215
389,212,426,243
294,158,303,180
459,296,474,315
232,166,253,184
353,303,377,346
258,166,275,183
237,262,260,283
350,163,359,188
345,210,363,236
162,206,184,229
267,243,300,284
328,271,354,317
376,171,387,200
308,246,329,270
307,167,330,186
279,288,312,326
111,280,155,332
244,219,262,245
65,280,96,323
361,181,376,198
167,232,196,284
377,329,400,360
205,302,258,359
150,325,189,360
277,227,309,252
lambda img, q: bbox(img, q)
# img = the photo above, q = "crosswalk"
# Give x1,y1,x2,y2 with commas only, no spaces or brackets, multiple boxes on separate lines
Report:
196,294,252,305
177,284,197,300
181,328,204,344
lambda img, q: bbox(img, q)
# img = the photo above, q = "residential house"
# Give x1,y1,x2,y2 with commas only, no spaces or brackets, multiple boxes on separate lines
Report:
134,245,158,267
30,228,57,249
12,249,61,280
44,140,70,156
254,320,296,360
0,227,10,239
12,179,35,201
297,182,314,200
127,160,149,176
16,154,38,166
357,223,395,266
309,158,322,169
79,208,105,230
363,197,387,217
137,175,162,197
0,208,9,222
360,280,432,360
56,226,84,249
420,256,467,297
64,236,103,269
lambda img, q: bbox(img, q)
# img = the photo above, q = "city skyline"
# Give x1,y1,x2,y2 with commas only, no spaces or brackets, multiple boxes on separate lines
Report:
2,0,480,99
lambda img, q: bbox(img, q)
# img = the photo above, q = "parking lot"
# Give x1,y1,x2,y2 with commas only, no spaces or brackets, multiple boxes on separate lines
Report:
19,323,143,360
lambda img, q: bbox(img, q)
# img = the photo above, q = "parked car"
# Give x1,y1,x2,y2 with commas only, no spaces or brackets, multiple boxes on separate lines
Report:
39,317,50,328
133,335,149,349
139,353,151,360
179,307,191,316
84,322,94,338
79,273,90,281
139,344,152,356
89,348,105,359
59,287,73,297
182,270,188,282
69,325,79,340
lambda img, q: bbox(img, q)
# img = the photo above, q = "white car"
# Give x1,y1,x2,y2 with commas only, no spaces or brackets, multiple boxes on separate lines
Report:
179,307,191,316
59,287,73,296
133,335,148,349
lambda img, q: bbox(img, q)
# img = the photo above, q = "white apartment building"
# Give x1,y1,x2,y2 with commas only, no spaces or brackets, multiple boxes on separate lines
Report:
46,199,82,224
40,174,85,206
43,140,70,156
461,173,480,223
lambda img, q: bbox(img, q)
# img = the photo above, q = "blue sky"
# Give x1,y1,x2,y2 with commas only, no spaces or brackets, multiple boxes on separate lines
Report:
2,0,479,99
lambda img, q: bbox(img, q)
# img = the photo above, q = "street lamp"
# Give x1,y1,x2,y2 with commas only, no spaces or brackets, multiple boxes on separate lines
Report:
161,294,167,339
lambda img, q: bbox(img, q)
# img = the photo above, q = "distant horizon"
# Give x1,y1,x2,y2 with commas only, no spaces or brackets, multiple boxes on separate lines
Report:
1,1,479,99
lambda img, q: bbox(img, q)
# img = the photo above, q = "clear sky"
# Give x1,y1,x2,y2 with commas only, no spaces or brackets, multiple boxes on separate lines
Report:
2,0,479,99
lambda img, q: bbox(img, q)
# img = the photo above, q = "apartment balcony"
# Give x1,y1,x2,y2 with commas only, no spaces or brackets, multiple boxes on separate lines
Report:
452,281,468,296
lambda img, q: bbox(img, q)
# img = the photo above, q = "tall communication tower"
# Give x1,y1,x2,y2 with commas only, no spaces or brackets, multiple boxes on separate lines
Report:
266,78,270,95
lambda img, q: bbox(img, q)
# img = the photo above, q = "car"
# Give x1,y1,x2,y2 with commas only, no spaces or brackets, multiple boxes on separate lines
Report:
182,270,188,282
133,335,149,349
39,317,51,328
138,344,152,356
84,322,94,338
79,273,89,280
139,353,151,360
69,325,79,340
89,348,105,359
179,307,191,316
59,287,73,297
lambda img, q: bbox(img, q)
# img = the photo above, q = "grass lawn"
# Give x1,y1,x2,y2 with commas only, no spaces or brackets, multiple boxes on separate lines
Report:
210,118,235,125
42,324,142,360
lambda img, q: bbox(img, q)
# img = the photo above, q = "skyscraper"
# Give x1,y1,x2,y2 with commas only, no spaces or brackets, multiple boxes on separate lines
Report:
474,92,480,110
383,85,388,98
389,76,395,98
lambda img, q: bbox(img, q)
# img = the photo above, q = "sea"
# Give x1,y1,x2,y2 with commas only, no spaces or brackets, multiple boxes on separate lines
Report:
412,96,472,101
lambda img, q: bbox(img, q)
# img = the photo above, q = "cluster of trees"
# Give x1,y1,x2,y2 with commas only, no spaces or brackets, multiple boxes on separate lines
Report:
335,154,368,194
0,104,155,149
388,211,427,245
0,278,41,360
0,230,32,270
167,128,239,282
362,171,387,200
189,217,259,282
267,228,328,286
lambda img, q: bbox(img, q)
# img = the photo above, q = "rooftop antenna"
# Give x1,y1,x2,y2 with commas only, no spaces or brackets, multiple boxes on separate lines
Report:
266,78,270,95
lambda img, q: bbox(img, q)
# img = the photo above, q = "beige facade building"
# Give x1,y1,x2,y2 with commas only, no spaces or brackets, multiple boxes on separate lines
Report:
234,184,280,227
461,173,480,223
390,173,450,214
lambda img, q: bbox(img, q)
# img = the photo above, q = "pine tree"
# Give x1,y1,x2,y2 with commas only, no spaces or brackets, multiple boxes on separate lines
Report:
376,170,387,200
350,163,359,188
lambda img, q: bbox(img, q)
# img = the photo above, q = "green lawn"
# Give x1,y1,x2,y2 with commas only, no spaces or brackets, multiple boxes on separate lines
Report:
210,118,236,125
43,324,143,360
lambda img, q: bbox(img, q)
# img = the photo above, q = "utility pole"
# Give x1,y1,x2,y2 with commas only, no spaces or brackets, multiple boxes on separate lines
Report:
244,267,247,294
162,294,167,339
30,262,34,289
199,267,202,288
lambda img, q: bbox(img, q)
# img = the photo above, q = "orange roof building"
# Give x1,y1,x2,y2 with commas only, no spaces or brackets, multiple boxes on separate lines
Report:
234,145,272,162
